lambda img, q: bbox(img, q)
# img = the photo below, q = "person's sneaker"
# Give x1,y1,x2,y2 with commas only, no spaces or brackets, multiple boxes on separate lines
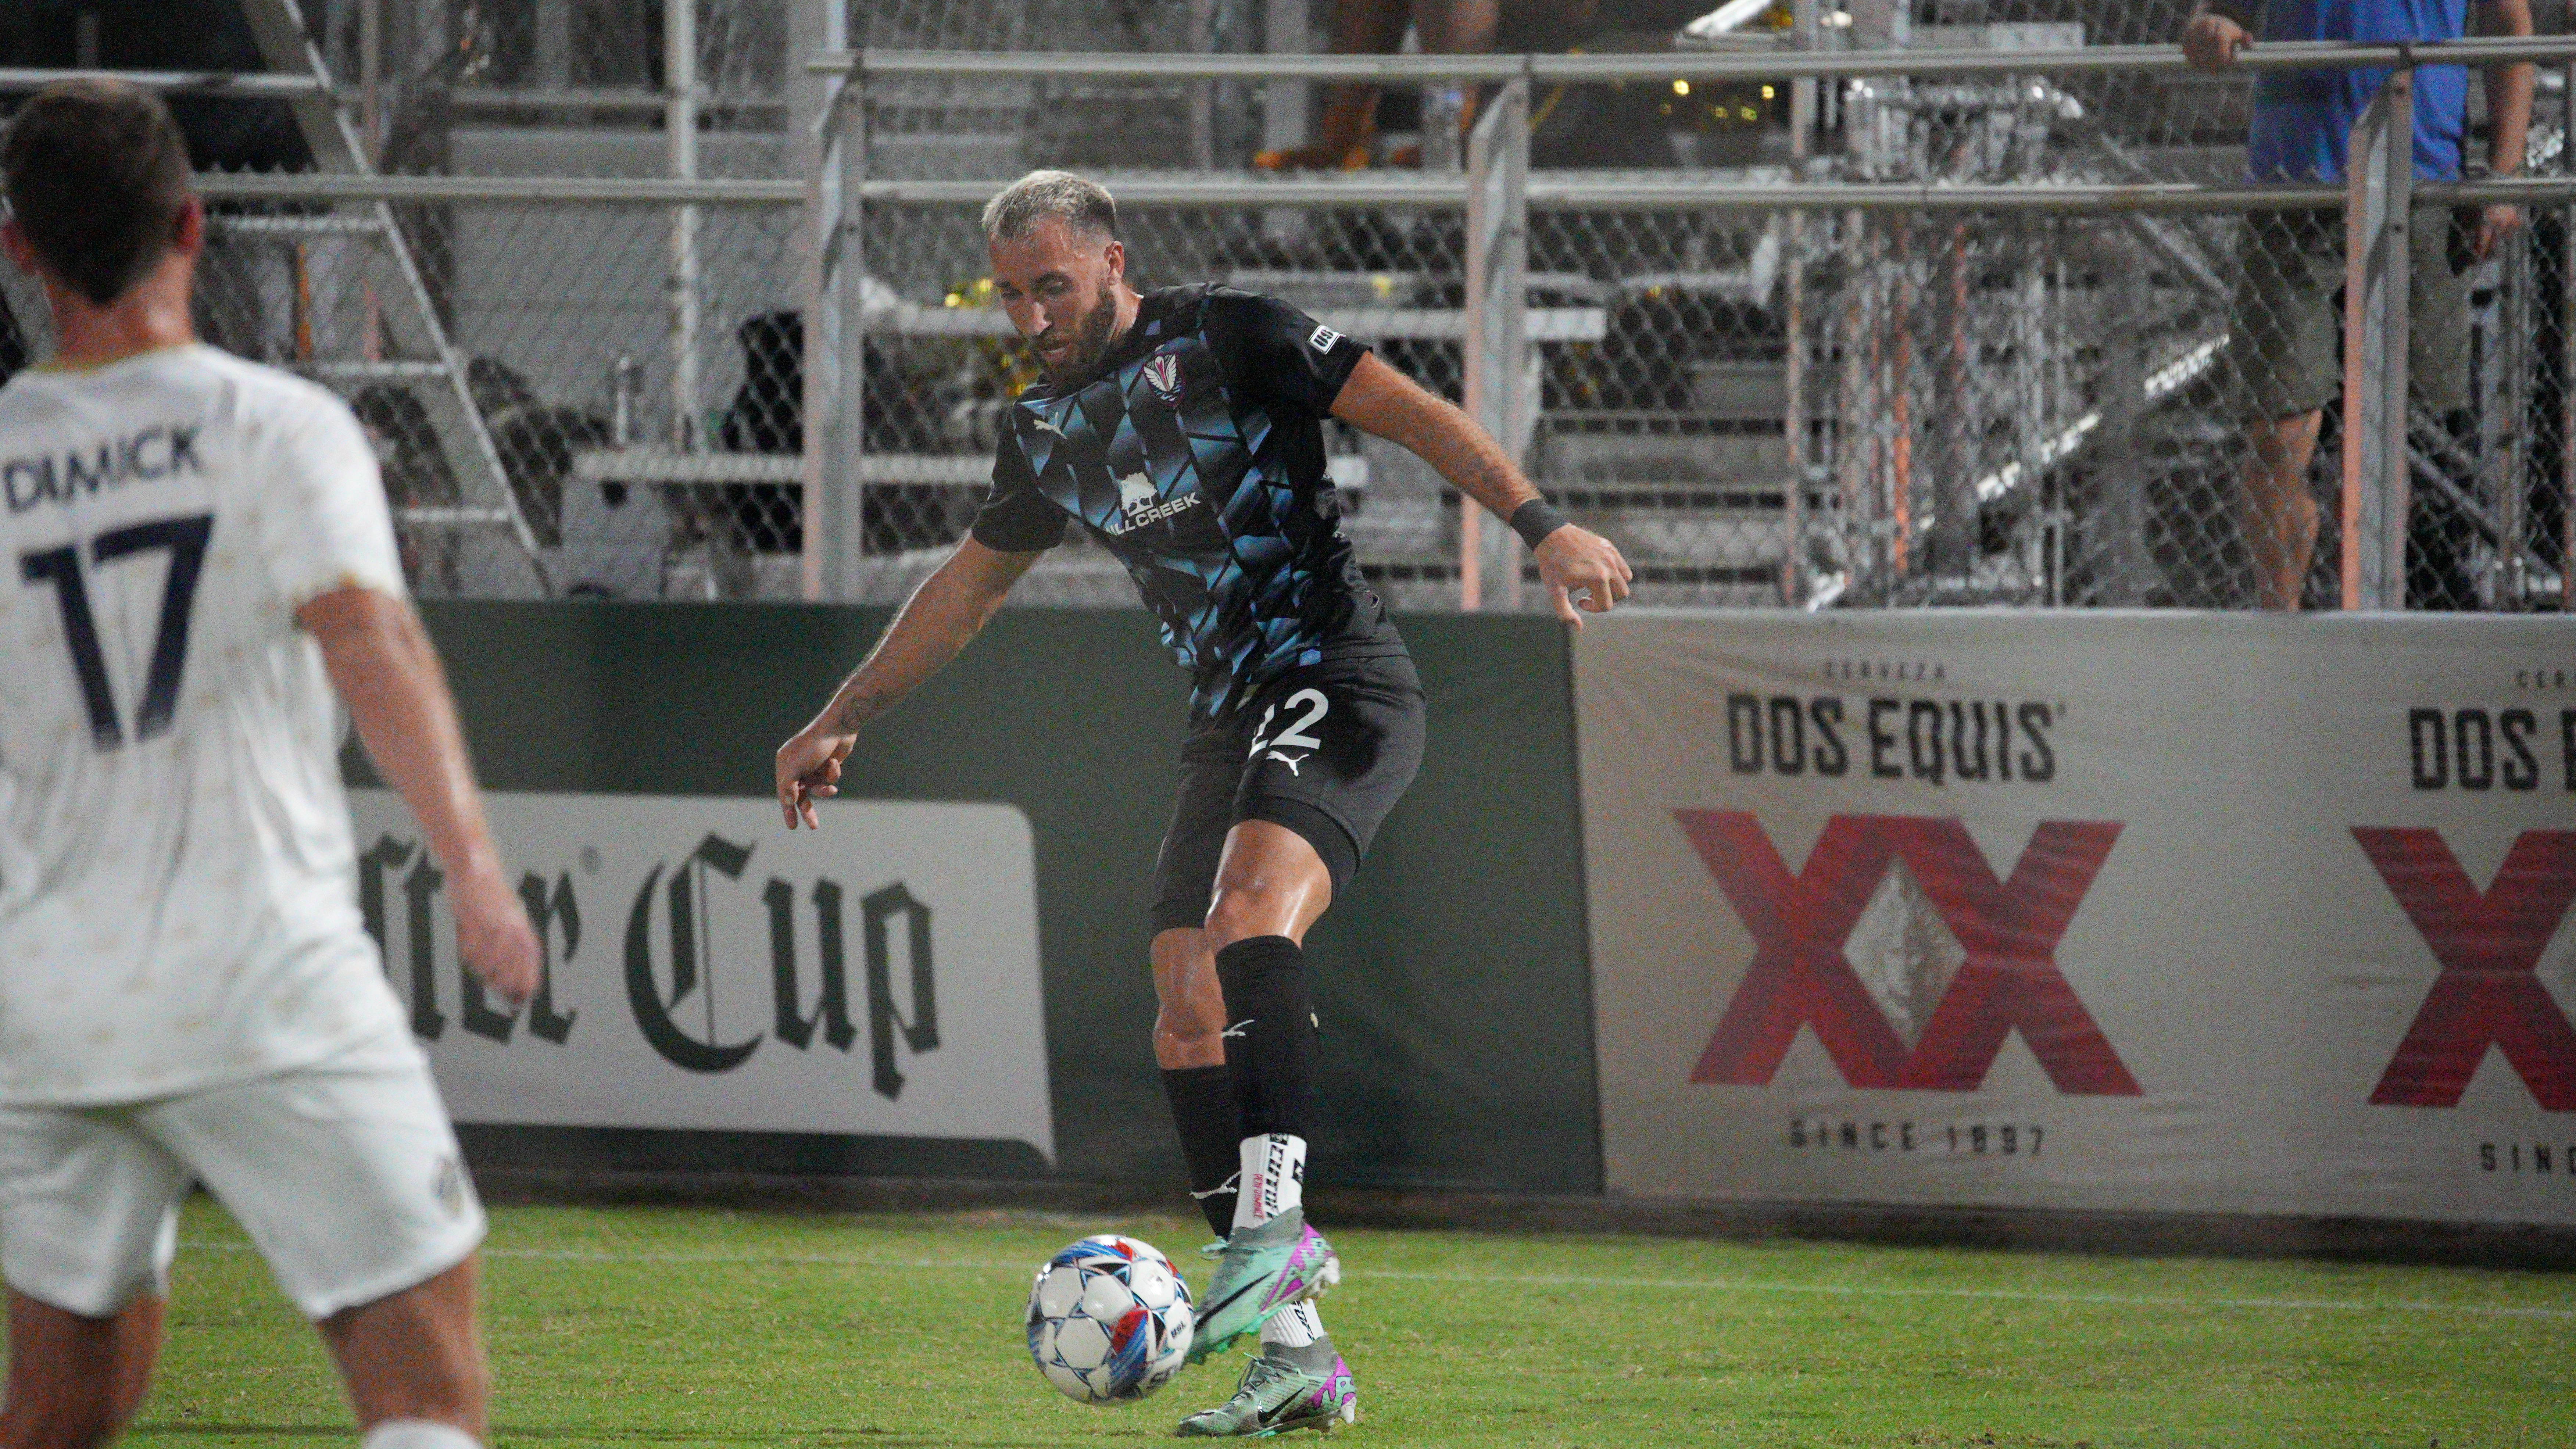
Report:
1173,1349,1359,1437
1187,1208,1339,1363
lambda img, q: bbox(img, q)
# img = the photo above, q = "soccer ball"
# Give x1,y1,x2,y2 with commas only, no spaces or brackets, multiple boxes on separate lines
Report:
1025,1234,1195,1405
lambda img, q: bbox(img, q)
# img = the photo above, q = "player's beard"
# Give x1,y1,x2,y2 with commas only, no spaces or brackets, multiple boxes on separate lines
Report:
1036,281,1122,385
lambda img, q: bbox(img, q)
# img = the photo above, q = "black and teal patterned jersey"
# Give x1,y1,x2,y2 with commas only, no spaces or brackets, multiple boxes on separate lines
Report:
970,284,1407,717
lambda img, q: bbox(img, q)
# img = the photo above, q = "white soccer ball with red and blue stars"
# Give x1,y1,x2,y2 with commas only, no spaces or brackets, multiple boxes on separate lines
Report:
1025,1234,1195,1405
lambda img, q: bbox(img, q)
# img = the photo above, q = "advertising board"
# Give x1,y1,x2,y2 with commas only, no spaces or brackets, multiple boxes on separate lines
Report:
1576,613,2576,1224
349,789,1055,1163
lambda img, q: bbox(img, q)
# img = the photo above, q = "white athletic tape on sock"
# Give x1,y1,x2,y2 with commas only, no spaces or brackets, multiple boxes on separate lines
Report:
1260,1299,1325,1348
360,1419,483,1449
1232,1133,1305,1231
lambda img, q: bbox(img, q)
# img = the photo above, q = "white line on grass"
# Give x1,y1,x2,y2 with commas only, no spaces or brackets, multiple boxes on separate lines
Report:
1362,1268,2576,1320
174,1240,2576,1321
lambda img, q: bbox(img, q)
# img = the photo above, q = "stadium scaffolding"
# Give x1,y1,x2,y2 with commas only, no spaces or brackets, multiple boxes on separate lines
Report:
798,37,2576,611
10,33,2576,609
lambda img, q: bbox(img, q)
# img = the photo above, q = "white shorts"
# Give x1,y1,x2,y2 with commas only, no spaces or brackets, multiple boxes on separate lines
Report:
0,1058,486,1320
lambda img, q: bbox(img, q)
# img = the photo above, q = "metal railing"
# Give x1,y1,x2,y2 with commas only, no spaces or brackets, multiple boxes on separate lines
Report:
9,36,2574,609
798,37,2576,612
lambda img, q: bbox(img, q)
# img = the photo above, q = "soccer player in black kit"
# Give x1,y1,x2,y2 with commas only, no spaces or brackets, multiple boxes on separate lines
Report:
774,171,1632,1436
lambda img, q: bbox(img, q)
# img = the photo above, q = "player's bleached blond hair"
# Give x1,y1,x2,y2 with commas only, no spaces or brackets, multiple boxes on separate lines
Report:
980,169,1119,243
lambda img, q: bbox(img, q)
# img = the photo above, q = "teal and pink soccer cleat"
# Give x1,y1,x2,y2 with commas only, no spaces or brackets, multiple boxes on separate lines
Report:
1187,1208,1341,1363
1174,1349,1359,1437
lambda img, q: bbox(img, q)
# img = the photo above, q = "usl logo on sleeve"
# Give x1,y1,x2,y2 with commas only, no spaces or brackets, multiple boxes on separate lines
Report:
1308,324,1343,353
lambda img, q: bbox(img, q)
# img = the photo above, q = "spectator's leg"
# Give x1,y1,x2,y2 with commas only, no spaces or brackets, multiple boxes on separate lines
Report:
1257,0,1413,170
1415,0,1500,53
1411,0,1501,142
2224,211,2343,609
2406,210,2484,610
2243,409,2326,611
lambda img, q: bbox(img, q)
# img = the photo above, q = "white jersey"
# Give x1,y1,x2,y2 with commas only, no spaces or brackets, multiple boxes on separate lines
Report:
0,344,419,1106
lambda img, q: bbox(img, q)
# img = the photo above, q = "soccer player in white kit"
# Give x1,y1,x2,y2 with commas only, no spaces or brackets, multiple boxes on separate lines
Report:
0,81,539,1447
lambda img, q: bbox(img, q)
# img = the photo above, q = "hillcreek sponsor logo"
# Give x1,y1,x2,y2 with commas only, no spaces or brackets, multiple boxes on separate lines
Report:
2405,707,2576,793
1110,472,1202,533
360,829,942,1098
1680,811,2139,1095
1723,692,2058,786
2356,828,2576,1111
3,424,202,513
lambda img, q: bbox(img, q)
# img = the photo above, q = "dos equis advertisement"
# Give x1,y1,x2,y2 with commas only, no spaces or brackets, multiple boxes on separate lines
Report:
1575,612,2576,1225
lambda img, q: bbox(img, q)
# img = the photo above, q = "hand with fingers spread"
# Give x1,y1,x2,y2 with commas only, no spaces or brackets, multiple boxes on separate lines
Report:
776,718,857,830
1533,523,1635,628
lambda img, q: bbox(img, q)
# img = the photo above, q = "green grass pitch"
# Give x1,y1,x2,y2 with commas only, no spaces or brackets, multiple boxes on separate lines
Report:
112,1199,2574,1446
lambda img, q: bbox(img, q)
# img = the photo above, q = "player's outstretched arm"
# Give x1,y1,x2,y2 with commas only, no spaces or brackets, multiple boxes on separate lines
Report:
1327,351,1633,626
303,586,540,1006
775,537,1044,829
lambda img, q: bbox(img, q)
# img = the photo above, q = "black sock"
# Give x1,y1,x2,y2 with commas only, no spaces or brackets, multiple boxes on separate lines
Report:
1159,1064,1241,1238
1213,935,1321,1143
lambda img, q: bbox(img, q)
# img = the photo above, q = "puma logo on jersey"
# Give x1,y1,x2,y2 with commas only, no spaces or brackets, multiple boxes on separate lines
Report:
1110,472,1202,533
3,423,202,514
1265,750,1310,775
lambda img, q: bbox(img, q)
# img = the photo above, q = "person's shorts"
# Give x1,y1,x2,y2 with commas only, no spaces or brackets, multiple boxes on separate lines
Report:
2226,206,2473,423
1149,653,1428,935
0,1053,485,1320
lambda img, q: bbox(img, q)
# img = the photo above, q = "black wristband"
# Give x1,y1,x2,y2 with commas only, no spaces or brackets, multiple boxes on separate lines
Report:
1509,498,1570,551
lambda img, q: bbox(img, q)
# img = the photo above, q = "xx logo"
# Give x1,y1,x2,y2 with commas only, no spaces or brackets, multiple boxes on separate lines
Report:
2357,828,2576,1110
1680,811,2140,1095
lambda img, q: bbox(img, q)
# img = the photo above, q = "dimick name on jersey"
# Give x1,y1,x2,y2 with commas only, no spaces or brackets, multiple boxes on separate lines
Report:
3,422,203,514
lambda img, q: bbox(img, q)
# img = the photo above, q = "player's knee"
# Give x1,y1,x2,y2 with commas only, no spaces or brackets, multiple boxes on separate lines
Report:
1152,1002,1223,1058
1199,885,1290,950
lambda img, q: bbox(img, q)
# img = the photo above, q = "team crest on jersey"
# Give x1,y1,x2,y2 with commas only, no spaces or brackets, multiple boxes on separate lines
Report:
1141,353,1183,403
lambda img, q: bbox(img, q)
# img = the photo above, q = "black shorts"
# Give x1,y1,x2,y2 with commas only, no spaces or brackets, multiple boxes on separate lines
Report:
1148,654,1428,935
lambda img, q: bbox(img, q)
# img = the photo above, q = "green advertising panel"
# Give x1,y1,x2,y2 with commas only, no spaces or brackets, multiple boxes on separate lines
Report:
367,601,1600,1196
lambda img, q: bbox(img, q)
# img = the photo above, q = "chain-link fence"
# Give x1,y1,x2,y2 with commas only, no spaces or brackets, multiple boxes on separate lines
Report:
827,186,2570,613
0,180,808,600
3,9,2572,609
807,37,2575,614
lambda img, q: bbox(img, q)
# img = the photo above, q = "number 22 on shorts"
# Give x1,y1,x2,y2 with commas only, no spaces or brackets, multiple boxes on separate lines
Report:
1249,688,1329,770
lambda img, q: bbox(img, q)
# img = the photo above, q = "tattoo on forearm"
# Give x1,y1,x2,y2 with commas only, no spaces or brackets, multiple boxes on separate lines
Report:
829,685,888,733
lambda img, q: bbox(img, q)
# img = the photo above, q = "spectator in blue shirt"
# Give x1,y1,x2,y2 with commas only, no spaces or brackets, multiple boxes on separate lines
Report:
2183,0,2532,608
